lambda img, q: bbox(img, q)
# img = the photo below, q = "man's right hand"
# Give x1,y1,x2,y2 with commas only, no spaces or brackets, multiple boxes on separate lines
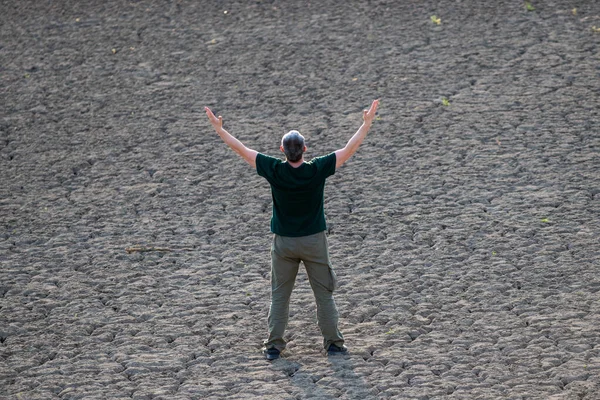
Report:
335,99,380,169
362,99,379,126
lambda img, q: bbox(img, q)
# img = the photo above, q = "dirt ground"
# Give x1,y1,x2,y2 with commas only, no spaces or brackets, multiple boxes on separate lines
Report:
1,0,600,399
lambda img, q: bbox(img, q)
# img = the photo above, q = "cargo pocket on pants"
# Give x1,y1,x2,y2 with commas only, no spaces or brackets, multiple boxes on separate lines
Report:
328,265,339,292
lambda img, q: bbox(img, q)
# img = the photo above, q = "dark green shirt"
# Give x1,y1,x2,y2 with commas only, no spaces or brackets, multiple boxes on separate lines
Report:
256,152,336,237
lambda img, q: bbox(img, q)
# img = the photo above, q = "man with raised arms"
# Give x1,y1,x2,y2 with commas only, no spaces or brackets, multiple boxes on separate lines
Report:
205,100,379,360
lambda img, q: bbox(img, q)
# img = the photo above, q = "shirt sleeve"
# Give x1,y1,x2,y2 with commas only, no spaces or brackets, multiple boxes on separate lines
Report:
256,153,281,180
312,152,336,178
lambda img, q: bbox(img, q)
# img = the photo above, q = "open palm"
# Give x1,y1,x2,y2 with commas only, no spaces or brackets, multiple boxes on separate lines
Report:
205,106,223,130
363,99,379,125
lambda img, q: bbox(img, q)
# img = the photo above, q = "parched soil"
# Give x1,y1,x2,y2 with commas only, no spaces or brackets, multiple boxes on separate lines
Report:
1,0,599,399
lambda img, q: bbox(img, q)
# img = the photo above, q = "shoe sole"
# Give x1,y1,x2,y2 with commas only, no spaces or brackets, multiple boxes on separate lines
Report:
327,350,348,356
264,350,280,361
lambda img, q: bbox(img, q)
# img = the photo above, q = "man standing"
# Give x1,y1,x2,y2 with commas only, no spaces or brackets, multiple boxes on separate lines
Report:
205,100,379,360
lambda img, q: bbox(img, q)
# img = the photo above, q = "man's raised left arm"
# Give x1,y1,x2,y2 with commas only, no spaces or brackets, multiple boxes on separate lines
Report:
205,106,258,168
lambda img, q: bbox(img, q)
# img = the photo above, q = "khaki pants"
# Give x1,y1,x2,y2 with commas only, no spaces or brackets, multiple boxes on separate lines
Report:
265,231,344,351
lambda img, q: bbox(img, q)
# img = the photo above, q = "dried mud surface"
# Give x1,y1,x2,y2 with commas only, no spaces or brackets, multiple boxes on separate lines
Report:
1,0,600,399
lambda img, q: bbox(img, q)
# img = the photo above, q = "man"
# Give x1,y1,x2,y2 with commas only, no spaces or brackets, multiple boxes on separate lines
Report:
205,100,379,360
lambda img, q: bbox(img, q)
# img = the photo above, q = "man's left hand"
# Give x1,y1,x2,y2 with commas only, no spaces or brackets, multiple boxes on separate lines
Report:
205,107,223,130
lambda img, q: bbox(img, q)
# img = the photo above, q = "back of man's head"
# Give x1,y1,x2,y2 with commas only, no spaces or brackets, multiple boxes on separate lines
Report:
281,130,305,162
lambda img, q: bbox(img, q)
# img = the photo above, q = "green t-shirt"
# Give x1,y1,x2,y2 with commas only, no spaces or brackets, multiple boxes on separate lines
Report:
256,152,336,237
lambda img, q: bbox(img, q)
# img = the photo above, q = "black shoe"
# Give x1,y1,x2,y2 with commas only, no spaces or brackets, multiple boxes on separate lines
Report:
264,347,280,361
327,344,348,355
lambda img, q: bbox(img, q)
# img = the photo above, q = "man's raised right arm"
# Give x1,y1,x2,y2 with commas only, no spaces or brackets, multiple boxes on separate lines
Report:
335,100,379,169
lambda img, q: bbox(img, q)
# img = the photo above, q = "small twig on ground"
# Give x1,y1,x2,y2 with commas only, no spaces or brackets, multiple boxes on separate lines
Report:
125,246,196,253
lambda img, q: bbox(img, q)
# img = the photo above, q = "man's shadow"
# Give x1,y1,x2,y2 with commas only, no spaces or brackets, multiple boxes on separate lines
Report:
273,351,375,399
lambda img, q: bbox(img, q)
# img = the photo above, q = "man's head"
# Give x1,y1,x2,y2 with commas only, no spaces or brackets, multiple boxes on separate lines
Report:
280,130,306,162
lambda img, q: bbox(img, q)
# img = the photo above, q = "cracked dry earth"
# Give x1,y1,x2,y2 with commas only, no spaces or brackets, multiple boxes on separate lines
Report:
1,0,600,399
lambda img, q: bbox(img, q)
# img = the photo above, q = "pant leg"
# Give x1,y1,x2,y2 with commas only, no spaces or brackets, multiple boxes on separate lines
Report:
300,232,345,350
264,234,300,351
